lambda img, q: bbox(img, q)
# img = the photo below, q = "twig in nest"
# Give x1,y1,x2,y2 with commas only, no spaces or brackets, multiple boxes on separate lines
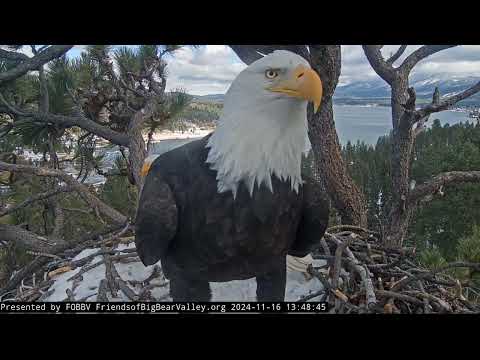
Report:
417,280,432,313
327,225,380,237
376,290,424,306
319,237,331,256
97,279,109,302
65,288,75,301
67,259,104,282
107,258,138,301
26,251,62,260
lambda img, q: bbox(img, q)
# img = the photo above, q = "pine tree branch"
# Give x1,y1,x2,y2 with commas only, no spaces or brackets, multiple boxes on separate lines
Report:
0,186,73,217
0,161,128,224
0,45,73,85
0,224,66,252
0,48,29,62
38,66,49,113
0,93,130,146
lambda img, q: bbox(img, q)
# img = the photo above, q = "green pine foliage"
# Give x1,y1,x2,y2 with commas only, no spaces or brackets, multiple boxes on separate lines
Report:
344,119,480,260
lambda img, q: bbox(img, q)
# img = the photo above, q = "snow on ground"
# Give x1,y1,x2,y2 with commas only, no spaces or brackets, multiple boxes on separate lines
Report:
41,242,327,302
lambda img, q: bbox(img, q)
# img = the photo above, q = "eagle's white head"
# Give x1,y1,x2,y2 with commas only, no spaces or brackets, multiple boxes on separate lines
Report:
206,50,323,199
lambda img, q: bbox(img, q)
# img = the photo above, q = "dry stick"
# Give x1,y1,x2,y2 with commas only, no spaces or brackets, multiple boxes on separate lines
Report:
66,288,75,301
0,223,128,297
327,225,380,237
300,266,332,302
417,280,432,314
25,251,62,260
68,247,136,270
67,259,104,282
376,290,424,306
330,237,351,309
97,279,109,302
320,237,331,257
331,233,378,311
128,265,162,286
138,281,170,301
103,250,119,298
404,290,452,313
108,259,138,301
37,289,55,302
96,222,131,246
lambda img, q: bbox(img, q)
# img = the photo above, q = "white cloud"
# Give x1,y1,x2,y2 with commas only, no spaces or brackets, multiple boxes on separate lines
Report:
165,45,246,95
61,45,480,95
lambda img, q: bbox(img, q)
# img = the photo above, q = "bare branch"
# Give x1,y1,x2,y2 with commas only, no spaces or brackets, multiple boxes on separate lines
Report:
409,171,480,204
362,45,396,84
414,80,480,121
400,45,457,75
414,87,439,136
0,45,73,85
386,45,408,65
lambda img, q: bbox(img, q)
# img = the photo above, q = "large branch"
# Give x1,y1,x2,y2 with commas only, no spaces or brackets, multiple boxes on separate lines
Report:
386,45,408,64
409,171,480,204
400,45,457,75
43,112,130,146
0,161,128,224
0,94,129,146
0,48,29,62
0,45,73,85
413,81,480,121
0,224,66,252
362,45,396,84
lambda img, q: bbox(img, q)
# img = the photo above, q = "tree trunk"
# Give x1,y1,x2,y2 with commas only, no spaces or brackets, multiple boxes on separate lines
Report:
386,78,415,247
308,45,368,227
127,110,148,192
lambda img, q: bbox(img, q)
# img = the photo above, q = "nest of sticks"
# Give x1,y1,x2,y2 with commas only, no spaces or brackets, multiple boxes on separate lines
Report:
0,223,169,302
304,225,480,314
1,223,480,314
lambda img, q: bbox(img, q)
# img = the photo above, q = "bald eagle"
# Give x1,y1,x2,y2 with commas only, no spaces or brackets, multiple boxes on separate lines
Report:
135,50,330,301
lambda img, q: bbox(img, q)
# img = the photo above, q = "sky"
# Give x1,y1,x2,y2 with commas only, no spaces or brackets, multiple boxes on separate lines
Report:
64,45,480,96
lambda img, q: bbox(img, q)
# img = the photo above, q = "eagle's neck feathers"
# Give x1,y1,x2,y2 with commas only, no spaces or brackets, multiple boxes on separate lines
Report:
205,99,311,199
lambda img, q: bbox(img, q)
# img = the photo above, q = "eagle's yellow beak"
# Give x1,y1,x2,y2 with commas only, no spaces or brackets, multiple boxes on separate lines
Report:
268,65,323,113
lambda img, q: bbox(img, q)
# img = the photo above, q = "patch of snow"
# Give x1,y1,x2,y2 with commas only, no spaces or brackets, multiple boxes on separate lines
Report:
41,243,326,302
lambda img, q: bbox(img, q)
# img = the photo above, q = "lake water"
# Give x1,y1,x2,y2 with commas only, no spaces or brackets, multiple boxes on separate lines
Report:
12,105,473,188
333,105,474,145
148,105,476,156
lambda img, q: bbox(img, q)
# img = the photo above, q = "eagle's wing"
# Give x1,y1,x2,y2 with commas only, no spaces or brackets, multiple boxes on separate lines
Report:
135,164,178,266
289,159,330,258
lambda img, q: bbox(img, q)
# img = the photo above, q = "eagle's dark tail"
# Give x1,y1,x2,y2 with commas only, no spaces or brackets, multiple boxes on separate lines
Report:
135,167,178,266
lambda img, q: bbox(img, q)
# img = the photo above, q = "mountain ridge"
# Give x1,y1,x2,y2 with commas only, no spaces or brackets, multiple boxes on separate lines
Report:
189,75,480,106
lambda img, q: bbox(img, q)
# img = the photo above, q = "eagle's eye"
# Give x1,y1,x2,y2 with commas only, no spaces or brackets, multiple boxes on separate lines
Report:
265,69,279,79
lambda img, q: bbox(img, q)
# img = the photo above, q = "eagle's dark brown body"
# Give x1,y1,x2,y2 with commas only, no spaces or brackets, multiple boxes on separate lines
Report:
135,135,329,301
